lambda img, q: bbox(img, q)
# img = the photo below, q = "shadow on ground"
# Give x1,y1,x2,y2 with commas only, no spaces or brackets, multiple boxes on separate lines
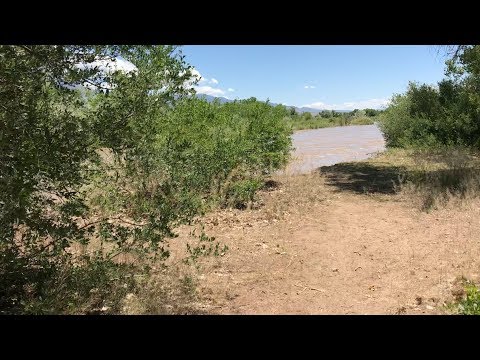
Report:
317,162,407,195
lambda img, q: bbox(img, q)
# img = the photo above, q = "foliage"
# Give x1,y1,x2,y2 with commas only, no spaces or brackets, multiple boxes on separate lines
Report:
284,109,377,131
184,227,228,266
0,45,291,313
380,45,480,149
457,283,480,315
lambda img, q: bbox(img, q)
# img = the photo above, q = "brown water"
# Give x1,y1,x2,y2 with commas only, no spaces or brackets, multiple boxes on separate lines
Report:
285,124,386,174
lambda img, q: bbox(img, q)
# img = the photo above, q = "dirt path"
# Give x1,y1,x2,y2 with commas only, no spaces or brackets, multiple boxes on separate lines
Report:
172,168,480,314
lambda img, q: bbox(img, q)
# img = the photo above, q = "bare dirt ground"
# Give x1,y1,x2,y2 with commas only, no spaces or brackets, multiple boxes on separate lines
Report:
170,159,480,314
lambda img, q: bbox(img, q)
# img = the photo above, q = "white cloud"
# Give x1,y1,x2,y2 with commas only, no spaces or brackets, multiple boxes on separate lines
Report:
195,85,226,97
76,56,137,75
190,68,204,82
113,57,137,73
303,98,390,110
74,56,137,91
188,69,219,85
188,69,231,97
304,85,316,89
184,68,206,86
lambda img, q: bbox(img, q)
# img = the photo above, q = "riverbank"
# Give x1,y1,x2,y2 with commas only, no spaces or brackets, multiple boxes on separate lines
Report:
287,116,375,131
151,148,480,314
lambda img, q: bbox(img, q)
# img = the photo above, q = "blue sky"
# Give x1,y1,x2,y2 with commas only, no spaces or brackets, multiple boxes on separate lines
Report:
180,45,448,110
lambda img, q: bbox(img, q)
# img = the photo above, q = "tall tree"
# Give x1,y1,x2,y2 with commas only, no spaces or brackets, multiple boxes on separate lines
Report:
0,45,195,279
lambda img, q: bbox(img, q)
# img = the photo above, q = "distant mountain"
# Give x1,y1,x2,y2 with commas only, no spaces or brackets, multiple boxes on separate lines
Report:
291,107,351,114
195,94,233,104
194,94,351,114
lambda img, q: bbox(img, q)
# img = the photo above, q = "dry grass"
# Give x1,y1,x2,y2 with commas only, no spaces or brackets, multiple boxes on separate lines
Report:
28,147,479,314
120,264,209,315
322,147,480,211
100,148,480,314
165,151,480,314
383,148,480,211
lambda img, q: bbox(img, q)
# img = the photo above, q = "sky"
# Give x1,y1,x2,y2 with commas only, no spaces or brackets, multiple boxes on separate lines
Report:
180,45,448,110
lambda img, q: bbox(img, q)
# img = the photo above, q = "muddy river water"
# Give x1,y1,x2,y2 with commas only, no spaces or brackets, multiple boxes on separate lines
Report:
285,124,386,174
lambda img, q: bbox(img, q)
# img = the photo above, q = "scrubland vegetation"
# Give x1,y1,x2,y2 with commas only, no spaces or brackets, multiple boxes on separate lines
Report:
0,46,291,314
2,45,480,314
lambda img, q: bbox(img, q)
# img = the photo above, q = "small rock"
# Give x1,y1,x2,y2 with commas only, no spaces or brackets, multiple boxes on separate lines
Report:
332,268,339,272
426,305,434,310
415,296,423,305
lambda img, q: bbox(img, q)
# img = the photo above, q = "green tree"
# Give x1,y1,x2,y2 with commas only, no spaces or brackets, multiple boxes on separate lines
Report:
302,112,313,120
0,45,195,312
320,110,332,118
365,108,379,117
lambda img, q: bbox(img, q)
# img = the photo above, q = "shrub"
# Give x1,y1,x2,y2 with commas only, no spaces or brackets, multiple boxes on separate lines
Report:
457,283,480,315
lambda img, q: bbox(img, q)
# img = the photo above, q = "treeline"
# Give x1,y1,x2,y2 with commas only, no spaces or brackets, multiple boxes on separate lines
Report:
282,107,382,130
0,46,292,314
381,46,480,148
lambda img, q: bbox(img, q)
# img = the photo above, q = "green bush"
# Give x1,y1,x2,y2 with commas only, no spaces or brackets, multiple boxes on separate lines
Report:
380,46,480,149
457,283,480,315
225,178,263,209
153,97,292,208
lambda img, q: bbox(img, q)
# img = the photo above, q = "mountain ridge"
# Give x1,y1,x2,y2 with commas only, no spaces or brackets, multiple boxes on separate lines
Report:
194,94,351,114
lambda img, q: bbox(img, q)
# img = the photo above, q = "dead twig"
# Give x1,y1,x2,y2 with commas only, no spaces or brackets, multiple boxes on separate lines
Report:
294,283,326,293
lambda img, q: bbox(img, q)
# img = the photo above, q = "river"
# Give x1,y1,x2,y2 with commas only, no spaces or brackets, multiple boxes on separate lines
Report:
284,124,386,174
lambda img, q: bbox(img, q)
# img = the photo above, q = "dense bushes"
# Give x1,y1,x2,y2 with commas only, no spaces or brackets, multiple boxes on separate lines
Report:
380,81,480,148
380,46,480,149
0,46,291,313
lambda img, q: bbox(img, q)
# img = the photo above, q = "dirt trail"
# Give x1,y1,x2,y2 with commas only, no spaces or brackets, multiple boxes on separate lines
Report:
172,169,480,314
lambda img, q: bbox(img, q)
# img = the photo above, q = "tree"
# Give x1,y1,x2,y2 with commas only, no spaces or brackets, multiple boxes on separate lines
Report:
0,45,195,311
302,112,313,120
380,46,480,148
365,108,379,117
1,45,294,313
320,110,332,118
